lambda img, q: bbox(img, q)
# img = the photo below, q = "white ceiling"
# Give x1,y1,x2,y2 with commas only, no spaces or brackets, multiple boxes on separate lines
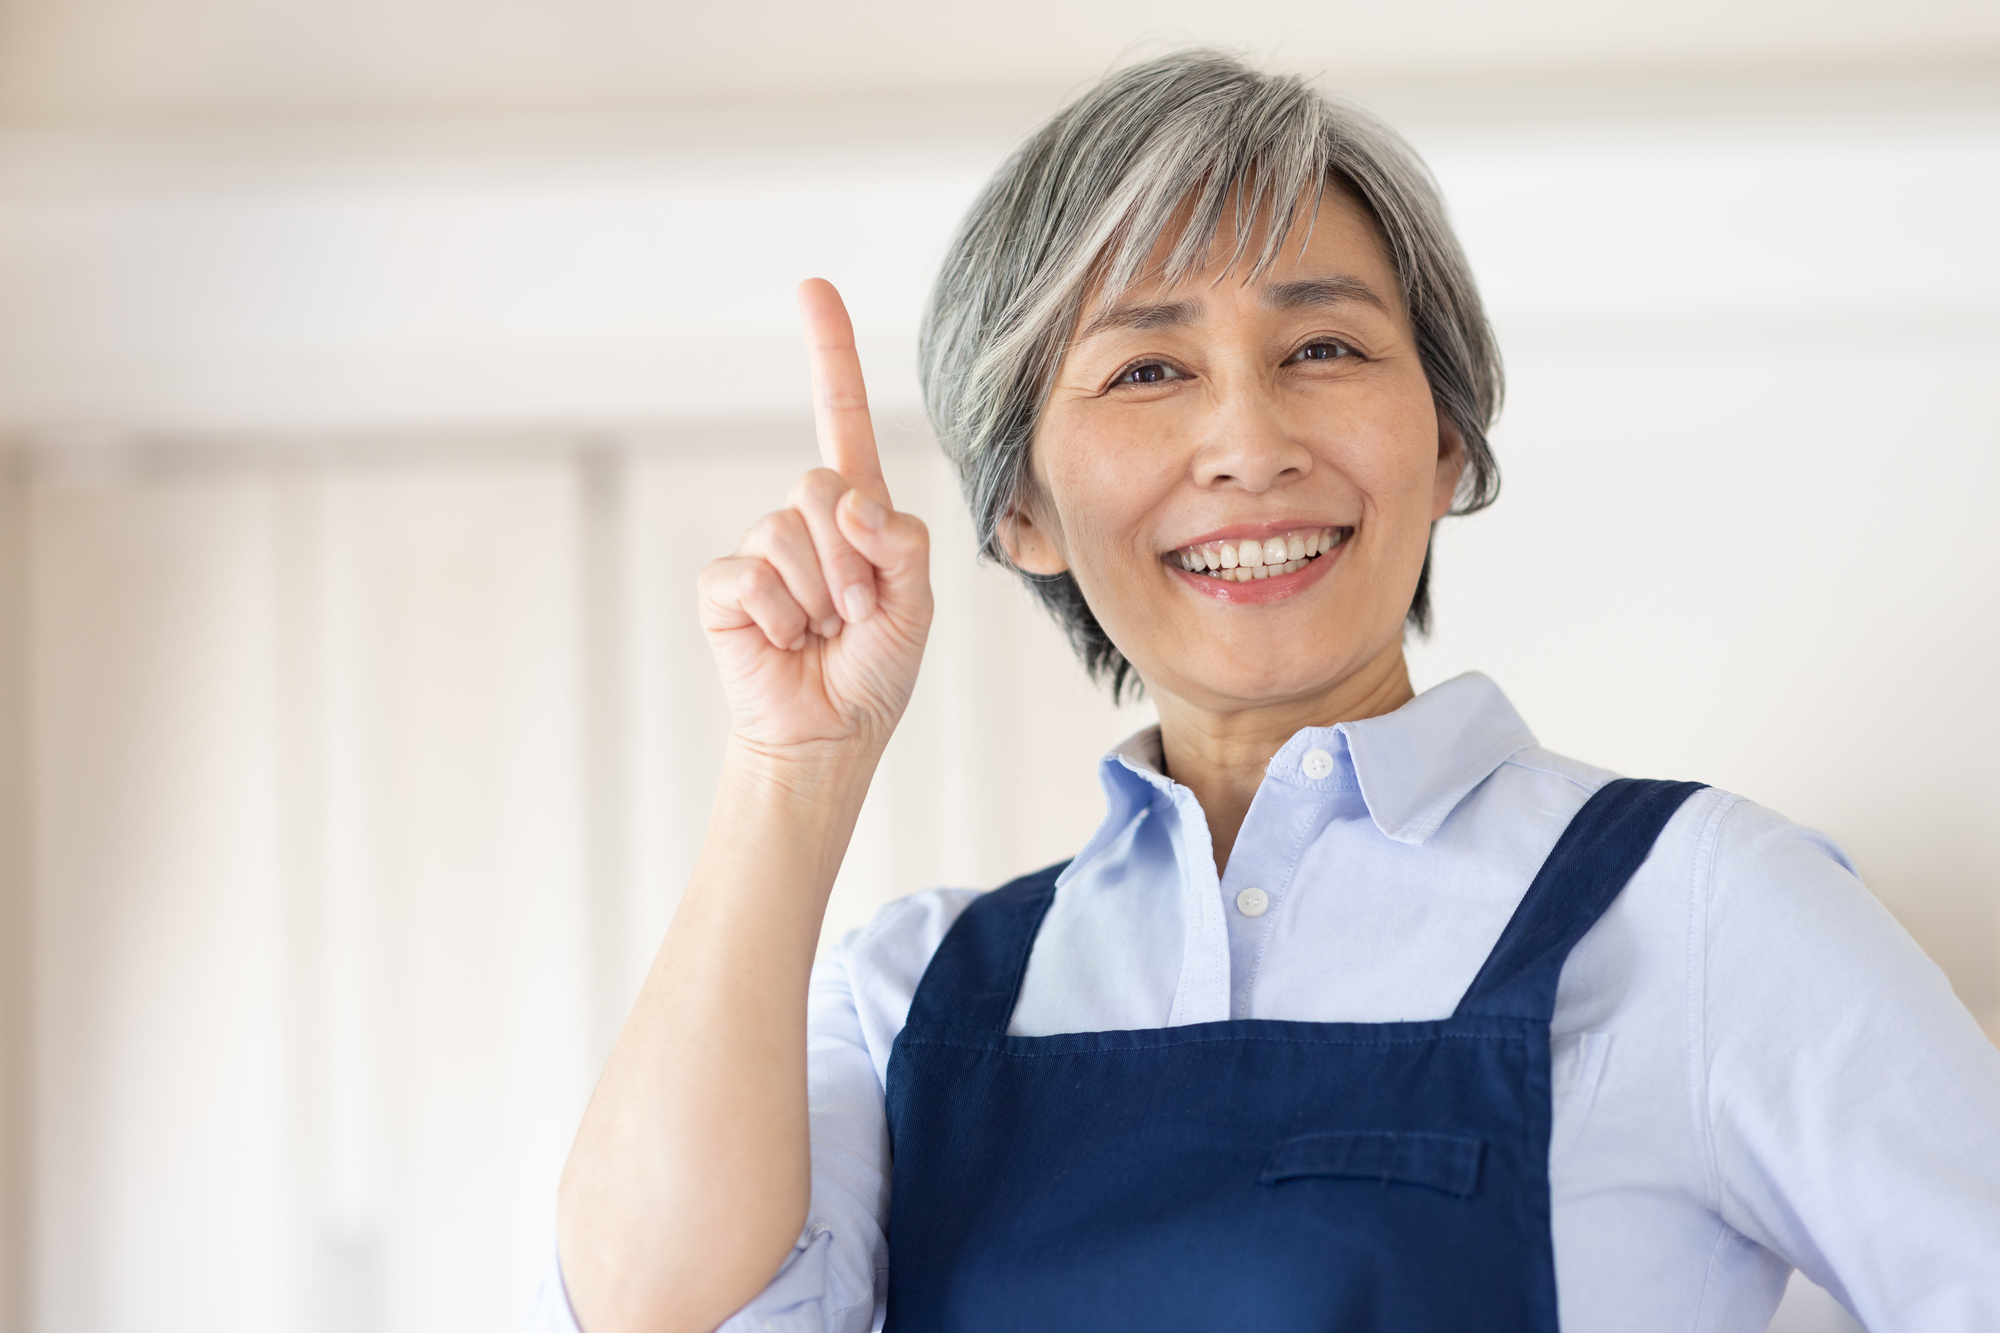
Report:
1,0,1996,127
6,85,1994,435
1,0,1994,436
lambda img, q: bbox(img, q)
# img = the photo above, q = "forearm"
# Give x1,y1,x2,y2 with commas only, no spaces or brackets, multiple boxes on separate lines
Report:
557,740,880,1333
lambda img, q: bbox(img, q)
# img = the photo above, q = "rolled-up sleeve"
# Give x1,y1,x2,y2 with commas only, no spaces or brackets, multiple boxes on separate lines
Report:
1702,800,2000,1330
712,936,895,1332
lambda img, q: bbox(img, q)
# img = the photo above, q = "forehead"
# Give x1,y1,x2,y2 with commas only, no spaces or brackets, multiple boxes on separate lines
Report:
1077,187,1404,332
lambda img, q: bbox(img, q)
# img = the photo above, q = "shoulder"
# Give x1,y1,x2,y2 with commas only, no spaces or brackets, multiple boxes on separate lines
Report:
1486,747,1827,885
831,861,1068,992
1496,744,1619,796
1705,794,1858,886
1495,748,1920,1005
1613,786,1970,1092
1465,745,1637,834
813,887,983,1086
833,886,984,1002
1698,796,1933,1007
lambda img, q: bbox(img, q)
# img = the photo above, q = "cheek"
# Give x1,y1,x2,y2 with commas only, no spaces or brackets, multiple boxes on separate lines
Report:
1044,415,1159,488
1034,422,1177,564
1343,394,1442,517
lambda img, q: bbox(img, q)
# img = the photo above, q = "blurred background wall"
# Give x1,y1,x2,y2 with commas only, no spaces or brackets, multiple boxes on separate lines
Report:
0,3,1996,1331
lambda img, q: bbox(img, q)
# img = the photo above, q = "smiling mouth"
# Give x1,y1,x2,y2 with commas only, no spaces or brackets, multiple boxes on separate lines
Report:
1168,526,1351,582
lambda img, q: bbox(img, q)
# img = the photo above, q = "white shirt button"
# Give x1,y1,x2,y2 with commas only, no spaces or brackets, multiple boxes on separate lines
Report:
1235,886,1269,917
1301,747,1335,780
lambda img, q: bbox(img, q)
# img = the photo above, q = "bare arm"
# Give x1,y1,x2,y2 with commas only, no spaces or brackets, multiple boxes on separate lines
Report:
556,280,932,1333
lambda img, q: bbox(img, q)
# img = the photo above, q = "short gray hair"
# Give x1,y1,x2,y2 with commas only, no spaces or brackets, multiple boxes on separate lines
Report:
918,50,1502,700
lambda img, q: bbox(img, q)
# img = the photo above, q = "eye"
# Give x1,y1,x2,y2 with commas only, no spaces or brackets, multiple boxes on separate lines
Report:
1111,360,1184,388
1290,339,1358,364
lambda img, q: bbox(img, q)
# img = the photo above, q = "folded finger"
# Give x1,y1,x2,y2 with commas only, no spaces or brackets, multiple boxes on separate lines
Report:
700,555,809,652
739,508,842,639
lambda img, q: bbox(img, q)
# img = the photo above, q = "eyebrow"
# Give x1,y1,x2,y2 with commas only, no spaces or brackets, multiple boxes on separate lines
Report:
1077,298,1202,340
1262,275,1391,315
1077,274,1390,341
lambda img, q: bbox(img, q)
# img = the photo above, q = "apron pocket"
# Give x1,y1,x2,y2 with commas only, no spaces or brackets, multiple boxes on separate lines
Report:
1260,1130,1485,1198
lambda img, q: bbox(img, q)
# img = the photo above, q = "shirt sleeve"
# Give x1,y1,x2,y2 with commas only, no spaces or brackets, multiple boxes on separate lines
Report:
526,1245,583,1333
1702,798,2000,1331
710,936,894,1333
528,935,893,1333
525,1224,875,1333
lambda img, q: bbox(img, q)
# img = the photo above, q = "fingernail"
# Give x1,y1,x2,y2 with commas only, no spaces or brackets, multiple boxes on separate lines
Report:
818,617,843,638
847,490,886,532
787,635,807,652
843,584,875,622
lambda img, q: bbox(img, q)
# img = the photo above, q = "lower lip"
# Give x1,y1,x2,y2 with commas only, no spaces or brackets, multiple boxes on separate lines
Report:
1167,538,1346,605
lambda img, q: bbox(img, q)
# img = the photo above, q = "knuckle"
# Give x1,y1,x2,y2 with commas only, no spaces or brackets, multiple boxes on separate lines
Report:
746,509,794,547
700,554,750,591
771,511,814,555
788,468,848,510
883,513,930,553
733,559,782,600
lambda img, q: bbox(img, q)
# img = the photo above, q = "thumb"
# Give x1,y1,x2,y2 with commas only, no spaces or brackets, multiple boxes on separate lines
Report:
837,489,930,614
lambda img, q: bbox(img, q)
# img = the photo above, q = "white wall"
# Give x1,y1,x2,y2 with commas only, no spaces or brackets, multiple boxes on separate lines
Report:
2,0,1997,119
2,63,1994,1333
7,429,1158,1333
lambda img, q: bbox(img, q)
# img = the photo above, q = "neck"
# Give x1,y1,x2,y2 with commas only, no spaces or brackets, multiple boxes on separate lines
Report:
1152,643,1415,876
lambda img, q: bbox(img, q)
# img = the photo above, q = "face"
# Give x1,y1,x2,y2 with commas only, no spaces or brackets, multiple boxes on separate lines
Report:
1002,190,1464,718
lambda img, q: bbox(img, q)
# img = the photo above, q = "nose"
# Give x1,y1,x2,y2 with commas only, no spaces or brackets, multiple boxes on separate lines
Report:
1188,392,1314,493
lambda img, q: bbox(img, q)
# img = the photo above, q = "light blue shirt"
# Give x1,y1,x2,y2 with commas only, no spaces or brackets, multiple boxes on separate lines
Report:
535,673,2000,1332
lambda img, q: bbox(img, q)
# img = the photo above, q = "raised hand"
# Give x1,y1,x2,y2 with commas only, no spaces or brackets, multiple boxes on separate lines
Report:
697,279,934,757
560,283,935,1333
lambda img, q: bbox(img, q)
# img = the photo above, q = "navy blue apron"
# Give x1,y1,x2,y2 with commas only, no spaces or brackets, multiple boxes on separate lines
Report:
883,777,1705,1332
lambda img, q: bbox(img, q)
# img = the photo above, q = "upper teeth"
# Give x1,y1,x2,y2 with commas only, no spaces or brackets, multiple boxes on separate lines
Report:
1171,527,1346,581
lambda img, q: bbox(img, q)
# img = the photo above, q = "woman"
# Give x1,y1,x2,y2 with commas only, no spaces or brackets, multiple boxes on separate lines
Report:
543,53,2000,1333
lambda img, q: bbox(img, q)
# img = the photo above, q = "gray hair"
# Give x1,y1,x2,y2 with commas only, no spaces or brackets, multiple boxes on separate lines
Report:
918,50,1502,700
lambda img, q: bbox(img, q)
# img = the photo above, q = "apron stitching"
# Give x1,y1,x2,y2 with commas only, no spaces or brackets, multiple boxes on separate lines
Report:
896,1030,1532,1055
1685,789,1737,1217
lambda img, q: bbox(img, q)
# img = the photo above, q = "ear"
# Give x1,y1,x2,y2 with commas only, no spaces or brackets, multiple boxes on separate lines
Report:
998,498,1071,575
1431,411,1468,522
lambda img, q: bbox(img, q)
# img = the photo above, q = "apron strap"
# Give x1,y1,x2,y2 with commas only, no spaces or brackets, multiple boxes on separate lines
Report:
1453,779,1707,1022
905,860,1069,1033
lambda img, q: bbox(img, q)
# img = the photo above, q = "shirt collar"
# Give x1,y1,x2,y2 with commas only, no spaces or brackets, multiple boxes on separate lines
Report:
1094,671,1535,848
1331,672,1537,843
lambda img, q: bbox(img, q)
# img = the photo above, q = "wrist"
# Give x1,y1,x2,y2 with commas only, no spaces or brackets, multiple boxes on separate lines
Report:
718,734,882,819
697,737,882,908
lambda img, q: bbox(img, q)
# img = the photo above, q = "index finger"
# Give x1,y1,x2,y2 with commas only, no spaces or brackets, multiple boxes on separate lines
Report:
798,278,890,506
